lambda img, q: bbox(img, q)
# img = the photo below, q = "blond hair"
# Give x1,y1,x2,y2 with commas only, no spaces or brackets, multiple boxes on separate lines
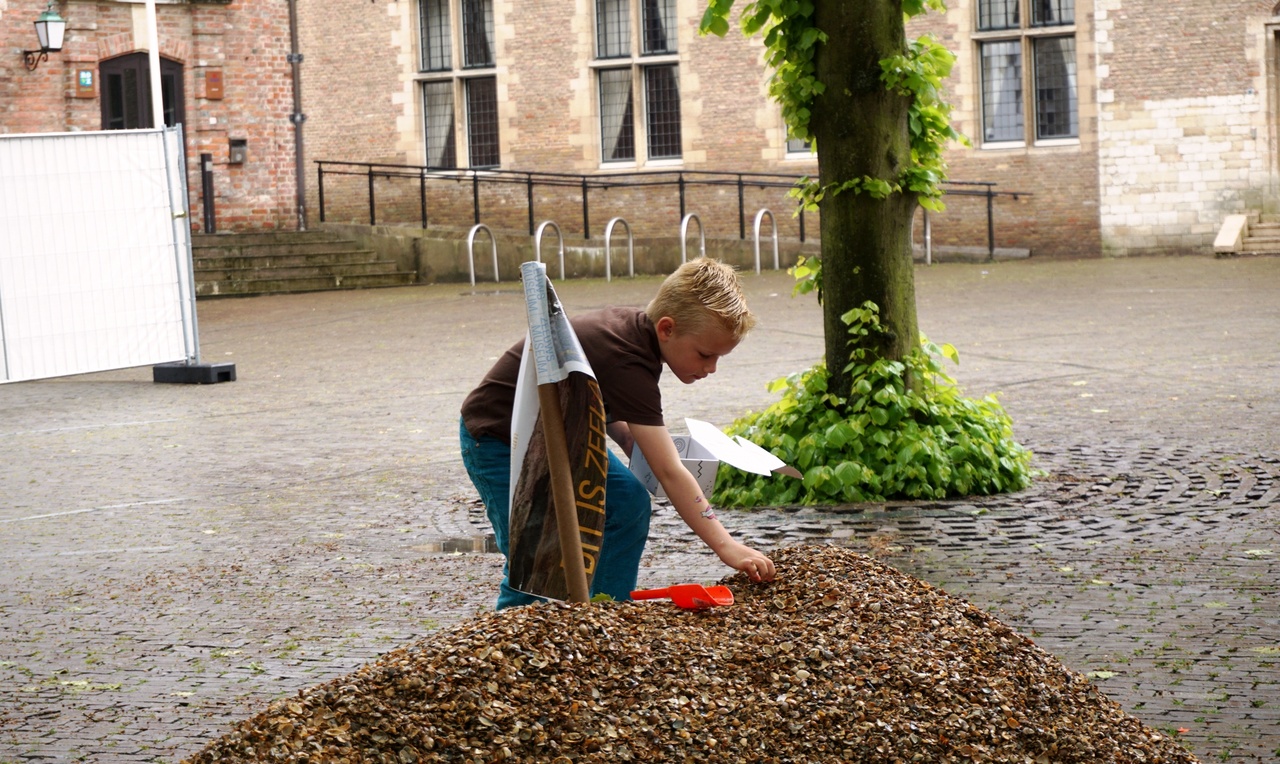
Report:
646,258,756,340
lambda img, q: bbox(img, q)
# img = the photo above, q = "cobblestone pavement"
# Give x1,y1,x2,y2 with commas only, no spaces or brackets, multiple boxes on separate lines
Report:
1,255,1277,763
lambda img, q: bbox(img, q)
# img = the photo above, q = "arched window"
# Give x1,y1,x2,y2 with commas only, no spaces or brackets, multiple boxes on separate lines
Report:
100,53,185,130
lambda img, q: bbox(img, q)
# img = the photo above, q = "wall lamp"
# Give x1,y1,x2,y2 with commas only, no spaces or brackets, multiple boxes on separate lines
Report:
24,3,67,71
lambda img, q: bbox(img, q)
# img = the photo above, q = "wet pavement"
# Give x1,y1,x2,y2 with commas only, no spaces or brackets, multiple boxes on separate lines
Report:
1,255,1277,763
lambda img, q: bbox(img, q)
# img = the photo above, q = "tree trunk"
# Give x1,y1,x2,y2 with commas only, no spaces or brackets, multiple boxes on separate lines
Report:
810,0,920,400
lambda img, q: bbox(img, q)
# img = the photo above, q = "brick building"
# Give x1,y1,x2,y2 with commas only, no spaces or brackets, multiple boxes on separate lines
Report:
1,0,300,233
299,0,817,247
7,1,1280,258
298,0,1280,258
914,0,1280,257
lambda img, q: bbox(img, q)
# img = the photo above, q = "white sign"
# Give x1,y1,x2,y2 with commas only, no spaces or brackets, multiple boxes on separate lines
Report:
629,418,798,498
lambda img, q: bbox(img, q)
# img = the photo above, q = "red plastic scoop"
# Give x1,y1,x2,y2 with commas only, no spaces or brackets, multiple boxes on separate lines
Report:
630,584,734,610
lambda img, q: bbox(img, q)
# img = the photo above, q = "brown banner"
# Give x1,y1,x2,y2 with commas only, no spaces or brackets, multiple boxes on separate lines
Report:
508,374,608,600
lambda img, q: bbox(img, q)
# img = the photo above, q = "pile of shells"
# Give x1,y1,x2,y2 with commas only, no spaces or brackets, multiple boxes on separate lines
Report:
183,545,1199,763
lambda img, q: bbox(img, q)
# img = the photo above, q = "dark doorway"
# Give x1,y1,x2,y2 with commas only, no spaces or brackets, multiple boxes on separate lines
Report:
100,53,185,130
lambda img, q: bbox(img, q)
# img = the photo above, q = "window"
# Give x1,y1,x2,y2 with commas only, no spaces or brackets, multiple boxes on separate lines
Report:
785,119,813,156
418,0,500,169
100,54,184,130
976,0,1077,145
593,0,682,164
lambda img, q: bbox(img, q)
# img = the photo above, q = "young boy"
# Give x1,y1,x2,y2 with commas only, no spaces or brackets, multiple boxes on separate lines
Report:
459,258,777,610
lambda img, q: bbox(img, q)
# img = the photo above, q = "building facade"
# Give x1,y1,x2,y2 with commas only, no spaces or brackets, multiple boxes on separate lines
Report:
7,1,1280,258
300,0,1280,258
915,0,1280,257
299,0,817,245
1,0,299,232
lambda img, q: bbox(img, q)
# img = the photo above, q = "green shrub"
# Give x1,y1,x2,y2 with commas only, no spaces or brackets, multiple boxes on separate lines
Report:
714,303,1034,507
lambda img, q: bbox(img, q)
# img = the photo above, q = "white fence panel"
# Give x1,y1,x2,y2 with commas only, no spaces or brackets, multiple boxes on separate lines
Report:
0,128,197,384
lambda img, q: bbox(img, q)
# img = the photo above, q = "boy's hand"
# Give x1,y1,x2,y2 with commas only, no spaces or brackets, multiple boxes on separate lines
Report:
629,423,776,583
716,540,776,583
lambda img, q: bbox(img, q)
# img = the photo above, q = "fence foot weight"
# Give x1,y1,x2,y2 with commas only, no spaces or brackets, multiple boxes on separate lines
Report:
153,361,237,385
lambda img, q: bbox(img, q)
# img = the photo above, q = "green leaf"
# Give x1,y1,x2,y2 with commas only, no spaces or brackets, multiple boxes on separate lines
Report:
698,0,735,36
713,302,1033,509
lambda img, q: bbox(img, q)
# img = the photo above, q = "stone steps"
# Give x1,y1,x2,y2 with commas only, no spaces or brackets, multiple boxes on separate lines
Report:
192,231,415,297
1241,221,1280,252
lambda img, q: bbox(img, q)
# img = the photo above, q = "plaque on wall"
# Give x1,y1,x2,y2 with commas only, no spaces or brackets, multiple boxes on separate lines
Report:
205,69,224,100
74,69,96,99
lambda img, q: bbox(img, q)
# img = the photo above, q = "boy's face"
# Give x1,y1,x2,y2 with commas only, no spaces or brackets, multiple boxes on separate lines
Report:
655,317,739,385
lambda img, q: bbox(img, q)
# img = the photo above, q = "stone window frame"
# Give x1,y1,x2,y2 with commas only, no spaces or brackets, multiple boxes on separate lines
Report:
590,0,684,168
417,0,501,169
973,0,1080,149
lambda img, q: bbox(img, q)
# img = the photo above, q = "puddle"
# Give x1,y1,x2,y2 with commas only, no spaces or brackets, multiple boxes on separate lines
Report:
414,534,499,554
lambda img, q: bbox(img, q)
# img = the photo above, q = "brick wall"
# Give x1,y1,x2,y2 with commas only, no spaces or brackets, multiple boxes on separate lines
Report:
298,0,407,168
503,0,588,171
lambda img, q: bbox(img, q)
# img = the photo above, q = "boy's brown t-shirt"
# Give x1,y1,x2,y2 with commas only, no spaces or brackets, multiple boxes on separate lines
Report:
461,306,665,441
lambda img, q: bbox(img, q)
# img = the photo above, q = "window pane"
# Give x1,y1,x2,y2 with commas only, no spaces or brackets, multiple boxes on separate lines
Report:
645,65,681,159
786,136,812,155
599,69,635,161
161,70,178,127
466,77,500,167
103,72,131,129
420,0,452,72
642,0,677,55
1031,0,1074,27
121,70,140,128
980,40,1023,142
462,0,494,68
977,0,1019,31
1034,36,1077,139
596,0,630,59
423,81,457,168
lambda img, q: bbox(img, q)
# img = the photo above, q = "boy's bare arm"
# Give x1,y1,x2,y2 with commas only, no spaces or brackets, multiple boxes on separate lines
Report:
605,421,634,458
628,423,776,582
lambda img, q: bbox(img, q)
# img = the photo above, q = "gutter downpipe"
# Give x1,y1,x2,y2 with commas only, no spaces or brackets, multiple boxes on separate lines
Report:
288,0,307,231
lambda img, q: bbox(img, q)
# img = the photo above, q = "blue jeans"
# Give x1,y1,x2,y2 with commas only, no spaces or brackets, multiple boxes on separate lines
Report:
459,418,652,610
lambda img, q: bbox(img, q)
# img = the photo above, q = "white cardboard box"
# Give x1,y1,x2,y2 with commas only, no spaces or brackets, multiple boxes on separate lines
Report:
628,418,799,498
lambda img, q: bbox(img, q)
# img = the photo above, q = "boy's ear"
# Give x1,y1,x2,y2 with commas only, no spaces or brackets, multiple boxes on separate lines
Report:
654,316,676,340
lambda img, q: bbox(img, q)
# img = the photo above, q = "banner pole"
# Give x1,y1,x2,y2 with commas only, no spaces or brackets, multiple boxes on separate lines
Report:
537,383,590,603
145,0,164,129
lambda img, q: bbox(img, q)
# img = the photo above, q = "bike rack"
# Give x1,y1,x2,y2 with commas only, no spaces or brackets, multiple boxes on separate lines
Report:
752,208,779,273
603,217,633,282
534,220,565,281
466,223,498,286
679,212,704,264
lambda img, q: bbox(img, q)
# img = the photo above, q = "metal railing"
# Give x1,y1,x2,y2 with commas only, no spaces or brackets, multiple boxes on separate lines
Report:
317,161,807,241
315,160,1025,256
930,180,1027,261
